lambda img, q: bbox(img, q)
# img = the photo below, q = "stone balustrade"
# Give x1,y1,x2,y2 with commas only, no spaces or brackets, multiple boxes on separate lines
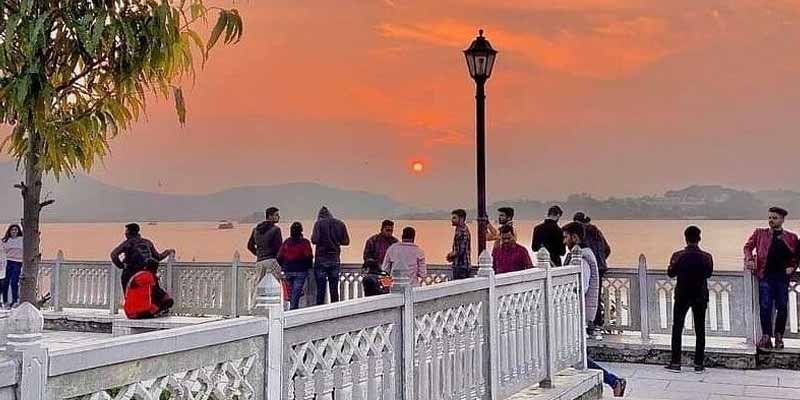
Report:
5,248,590,399
598,254,800,344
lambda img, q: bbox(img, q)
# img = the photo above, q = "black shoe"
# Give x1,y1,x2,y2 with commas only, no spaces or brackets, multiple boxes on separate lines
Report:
694,364,705,373
665,364,681,373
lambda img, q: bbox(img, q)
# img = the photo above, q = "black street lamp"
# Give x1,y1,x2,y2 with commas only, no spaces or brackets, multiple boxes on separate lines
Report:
464,29,497,256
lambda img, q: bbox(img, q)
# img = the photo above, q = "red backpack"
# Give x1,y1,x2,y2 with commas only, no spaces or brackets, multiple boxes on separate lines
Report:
123,271,159,319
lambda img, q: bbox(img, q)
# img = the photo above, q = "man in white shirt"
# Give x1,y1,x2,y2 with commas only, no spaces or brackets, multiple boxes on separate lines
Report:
382,227,427,287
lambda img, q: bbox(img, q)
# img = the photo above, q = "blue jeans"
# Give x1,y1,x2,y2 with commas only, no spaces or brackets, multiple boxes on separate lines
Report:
0,260,21,305
314,260,341,305
587,358,620,388
284,271,308,310
759,271,790,336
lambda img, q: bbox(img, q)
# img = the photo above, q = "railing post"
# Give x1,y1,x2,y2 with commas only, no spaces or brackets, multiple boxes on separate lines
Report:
477,250,498,400
638,254,650,342
538,248,556,388
230,251,241,317
53,250,63,312
569,246,587,370
108,264,119,314
8,303,47,400
391,246,415,400
742,268,757,346
253,259,284,400
165,252,175,295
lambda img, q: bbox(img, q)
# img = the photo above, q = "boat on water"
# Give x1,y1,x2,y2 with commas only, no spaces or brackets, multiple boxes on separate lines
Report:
217,220,234,230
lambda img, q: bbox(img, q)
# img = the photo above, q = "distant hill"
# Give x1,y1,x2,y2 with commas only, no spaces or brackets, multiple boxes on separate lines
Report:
0,162,420,223
401,185,790,220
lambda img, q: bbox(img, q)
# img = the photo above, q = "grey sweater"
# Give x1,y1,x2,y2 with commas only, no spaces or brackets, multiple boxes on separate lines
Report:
565,247,599,324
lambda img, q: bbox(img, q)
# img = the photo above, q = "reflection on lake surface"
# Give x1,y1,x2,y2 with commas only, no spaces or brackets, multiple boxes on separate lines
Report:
32,219,798,270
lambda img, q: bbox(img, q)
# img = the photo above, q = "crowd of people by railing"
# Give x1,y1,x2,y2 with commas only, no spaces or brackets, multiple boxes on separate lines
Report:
1,201,795,396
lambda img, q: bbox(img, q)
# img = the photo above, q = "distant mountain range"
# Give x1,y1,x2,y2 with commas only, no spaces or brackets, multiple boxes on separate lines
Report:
401,185,800,221
0,162,420,223
1,162,797,222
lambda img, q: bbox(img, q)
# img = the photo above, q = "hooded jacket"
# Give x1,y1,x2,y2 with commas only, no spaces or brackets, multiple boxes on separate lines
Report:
311,207,350,262
247,221,283,262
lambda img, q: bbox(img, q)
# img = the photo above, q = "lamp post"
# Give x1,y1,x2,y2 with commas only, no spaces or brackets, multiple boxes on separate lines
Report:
464,29,497,256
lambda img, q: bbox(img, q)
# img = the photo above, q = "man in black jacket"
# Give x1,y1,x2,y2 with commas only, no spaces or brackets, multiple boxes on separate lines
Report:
665,226,714,373
532,205,565,266
247,207,283,262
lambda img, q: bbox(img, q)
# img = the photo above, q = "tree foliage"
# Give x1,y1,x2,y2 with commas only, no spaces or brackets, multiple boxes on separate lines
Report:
0,0,243,304
0,0,243,177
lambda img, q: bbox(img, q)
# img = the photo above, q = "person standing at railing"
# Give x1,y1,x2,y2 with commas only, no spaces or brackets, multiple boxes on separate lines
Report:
446,209,471,280
573,212,612,332
1,225,23,308
363,220,398,267
110,223,175,291
277,222,313,310
744,206,798,349
247,207,283,264
492,225,532,274
532,205,565,266
247,207,284,303
486,207,516,249
563,222,626,397
311,206,350,304
382,227,427,287
665,226,713,373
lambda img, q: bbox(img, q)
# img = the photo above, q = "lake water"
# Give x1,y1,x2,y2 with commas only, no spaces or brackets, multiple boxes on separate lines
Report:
31,219,799,271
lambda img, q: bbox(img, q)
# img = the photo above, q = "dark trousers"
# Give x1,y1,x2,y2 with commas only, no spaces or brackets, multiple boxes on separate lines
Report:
452,265,470,280
314,260,341,305
587,358,620,388
759,271,789,336
671,297,706,365
0,260,22,304
284,271,307,310
593,269,607,326
0,260,22,305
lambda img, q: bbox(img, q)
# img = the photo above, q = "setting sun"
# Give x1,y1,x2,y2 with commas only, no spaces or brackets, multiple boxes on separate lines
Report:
412,161,424,173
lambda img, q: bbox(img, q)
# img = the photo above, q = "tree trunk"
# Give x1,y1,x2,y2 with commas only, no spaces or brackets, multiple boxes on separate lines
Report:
19,131,43,305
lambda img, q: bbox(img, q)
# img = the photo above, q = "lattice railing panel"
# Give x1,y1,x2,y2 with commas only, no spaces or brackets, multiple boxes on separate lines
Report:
285,324,396,400
68,356,257,400
414,302,486,400
496,284,547,398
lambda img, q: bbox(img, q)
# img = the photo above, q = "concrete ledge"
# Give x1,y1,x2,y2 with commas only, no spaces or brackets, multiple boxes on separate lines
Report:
506,369,602,400
112,316,222,336
588,334,758,369
43,310,122,333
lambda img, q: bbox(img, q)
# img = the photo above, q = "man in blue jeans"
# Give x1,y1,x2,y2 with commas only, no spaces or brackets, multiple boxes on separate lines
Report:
311,206,350,305
744,206,798,349
563,222,626,397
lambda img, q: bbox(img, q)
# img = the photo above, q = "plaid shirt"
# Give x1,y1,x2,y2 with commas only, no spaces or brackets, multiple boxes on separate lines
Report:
452,224,471,267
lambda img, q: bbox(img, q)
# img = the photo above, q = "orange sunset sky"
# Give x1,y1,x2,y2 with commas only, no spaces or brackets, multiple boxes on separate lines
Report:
3,0,800,208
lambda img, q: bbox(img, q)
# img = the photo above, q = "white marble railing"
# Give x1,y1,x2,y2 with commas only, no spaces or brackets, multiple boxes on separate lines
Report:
598,255,800,343
8,248,587,400
36,252,455,316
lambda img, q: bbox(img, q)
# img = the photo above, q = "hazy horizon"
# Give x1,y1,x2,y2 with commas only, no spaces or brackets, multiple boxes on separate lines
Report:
3,1,799,209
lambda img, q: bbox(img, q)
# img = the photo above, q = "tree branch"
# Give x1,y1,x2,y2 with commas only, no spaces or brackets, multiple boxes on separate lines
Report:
39,199,55,208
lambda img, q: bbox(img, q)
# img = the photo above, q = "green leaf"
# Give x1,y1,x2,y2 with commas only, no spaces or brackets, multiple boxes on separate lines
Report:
206,11,227,51
173,86,186,125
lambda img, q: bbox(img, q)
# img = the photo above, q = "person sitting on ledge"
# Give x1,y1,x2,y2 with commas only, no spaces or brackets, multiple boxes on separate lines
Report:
362,259,392,297
123,258,174,319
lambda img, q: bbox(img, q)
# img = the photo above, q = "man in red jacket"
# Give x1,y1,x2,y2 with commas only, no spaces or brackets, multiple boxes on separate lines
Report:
744,206,799,349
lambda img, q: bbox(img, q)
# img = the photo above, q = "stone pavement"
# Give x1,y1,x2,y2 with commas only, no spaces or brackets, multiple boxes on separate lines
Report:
41,330,111,351
595,361,800,399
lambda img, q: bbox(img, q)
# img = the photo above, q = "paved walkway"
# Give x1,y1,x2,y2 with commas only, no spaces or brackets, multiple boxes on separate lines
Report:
596,361,800,399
